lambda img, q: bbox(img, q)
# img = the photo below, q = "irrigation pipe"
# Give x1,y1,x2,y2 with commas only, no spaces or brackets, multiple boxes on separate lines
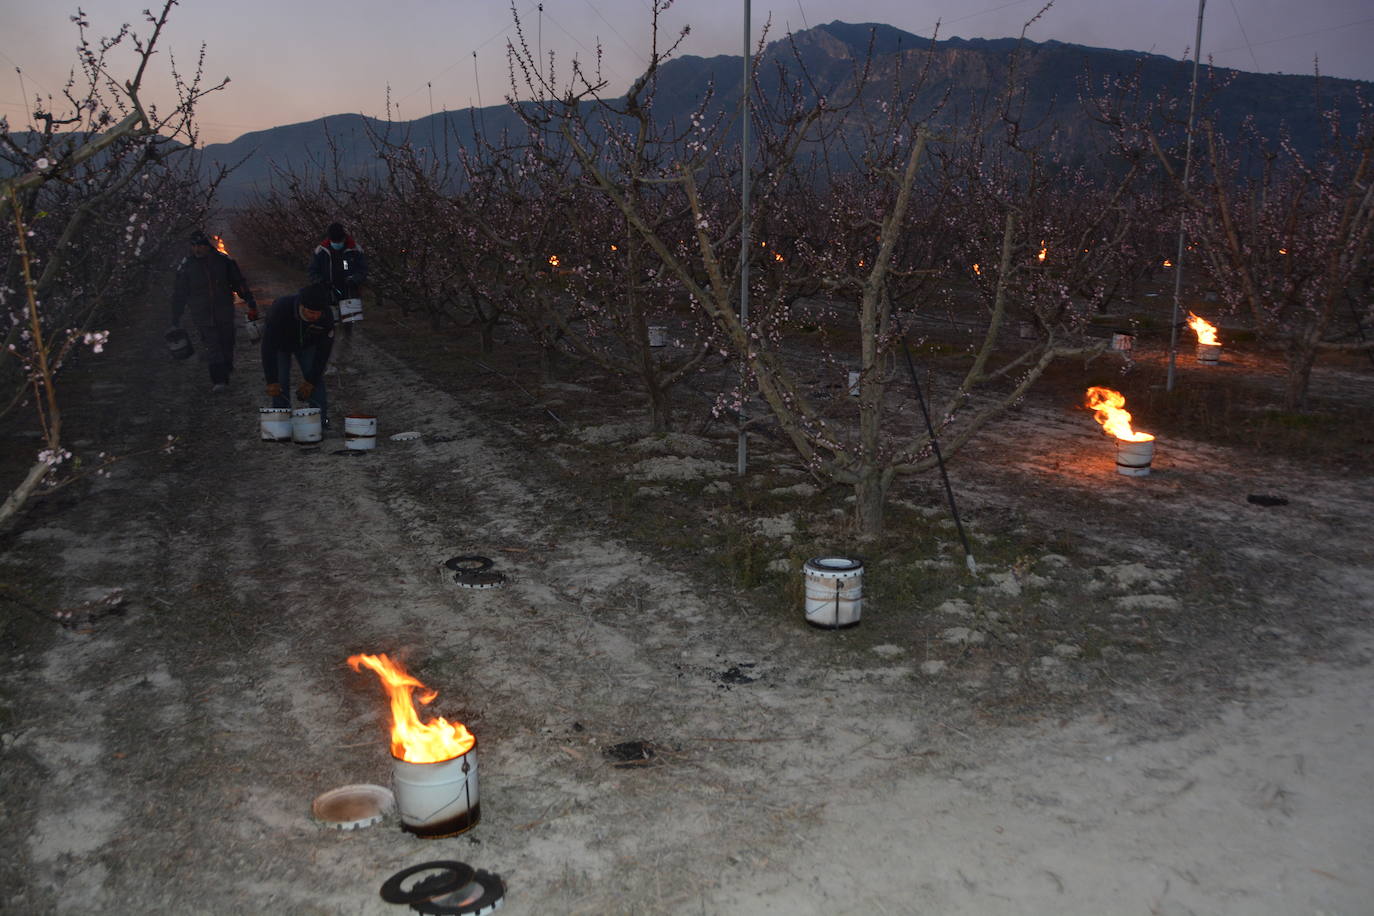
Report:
899,335,978,576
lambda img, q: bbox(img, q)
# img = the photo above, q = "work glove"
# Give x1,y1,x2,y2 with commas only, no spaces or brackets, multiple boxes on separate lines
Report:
296,381,315,401
265,383,283,398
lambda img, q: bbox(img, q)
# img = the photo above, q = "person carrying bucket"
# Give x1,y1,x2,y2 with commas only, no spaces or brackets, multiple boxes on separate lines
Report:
261,283,337,428
308,222,367,338
170,230,258,393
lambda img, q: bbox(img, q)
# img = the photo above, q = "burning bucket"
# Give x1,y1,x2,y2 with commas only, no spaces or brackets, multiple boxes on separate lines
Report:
348,653,481,839
291,407,322,443
259,407,292,442
1116,438,1155,476
803,556,864,628
339,298,363,323
648,325,668,347
344,413,377,450
1195,343,1222,364
392,744,481,838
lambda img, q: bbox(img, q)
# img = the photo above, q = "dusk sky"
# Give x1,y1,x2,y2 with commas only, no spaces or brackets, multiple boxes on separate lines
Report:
4,0,1372,146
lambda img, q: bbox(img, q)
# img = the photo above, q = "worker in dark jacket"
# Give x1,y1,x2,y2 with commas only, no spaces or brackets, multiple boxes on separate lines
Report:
262,283,336,426
170,230,257,392
308,222,367,336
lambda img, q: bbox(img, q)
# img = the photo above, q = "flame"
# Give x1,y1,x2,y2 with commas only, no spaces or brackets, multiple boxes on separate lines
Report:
348,653,475,763
1278,248,1288,255
773,252,784,263
972,263,981,276
212,235,229,255
548,254,560,267
1085,386,1154,442
1162,258,1173,268
1187,311,1220,345
609,244,618,252
1037,242,1047,262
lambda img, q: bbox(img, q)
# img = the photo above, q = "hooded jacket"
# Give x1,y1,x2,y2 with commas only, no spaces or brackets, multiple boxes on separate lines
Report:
171,250,255,327
308,235,368,300
260,293,336,386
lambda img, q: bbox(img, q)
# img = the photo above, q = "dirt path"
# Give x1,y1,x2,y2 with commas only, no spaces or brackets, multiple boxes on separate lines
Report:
1,246,1371,915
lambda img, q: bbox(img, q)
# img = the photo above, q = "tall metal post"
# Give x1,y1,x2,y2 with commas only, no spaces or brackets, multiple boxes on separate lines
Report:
1167,0,1206,391
737,0,752,475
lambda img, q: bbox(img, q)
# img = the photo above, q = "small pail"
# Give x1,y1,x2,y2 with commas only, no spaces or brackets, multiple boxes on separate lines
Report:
1116,438,1155,477
803,556,864,628
1195,343,1221,364
647,325,667,347
1017,320,1036,340
246,317,265,342
291,407,322,443
847,370,861,397
259,407,292,442
1110,332,1134,352
392,743,480,838
165,328,194,360
329,303,341,323
344,413,377,450
339,298,364,323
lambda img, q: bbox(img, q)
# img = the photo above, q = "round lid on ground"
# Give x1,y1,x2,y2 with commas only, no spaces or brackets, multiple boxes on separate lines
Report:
311,783,395,830
390,431,422,441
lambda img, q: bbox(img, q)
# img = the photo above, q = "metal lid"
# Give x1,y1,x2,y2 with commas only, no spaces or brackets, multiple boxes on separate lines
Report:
804,556,864,579
390,431,422,441
311,783,394,830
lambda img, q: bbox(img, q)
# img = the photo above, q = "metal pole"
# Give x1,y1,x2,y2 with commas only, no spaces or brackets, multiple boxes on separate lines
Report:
737,0,751,475
1167,0,1206,392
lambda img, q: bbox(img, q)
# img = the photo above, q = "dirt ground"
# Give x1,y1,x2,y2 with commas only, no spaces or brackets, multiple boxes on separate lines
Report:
1,239,1372,916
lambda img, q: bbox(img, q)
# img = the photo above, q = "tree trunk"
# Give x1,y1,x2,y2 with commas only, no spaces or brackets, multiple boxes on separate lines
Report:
1283,344,1317,411
854,471,886,538
647,383,672,434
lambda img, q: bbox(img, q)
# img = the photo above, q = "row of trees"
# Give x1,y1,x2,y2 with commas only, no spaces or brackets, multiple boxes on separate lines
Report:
1,1,228,529
237,4,1372,536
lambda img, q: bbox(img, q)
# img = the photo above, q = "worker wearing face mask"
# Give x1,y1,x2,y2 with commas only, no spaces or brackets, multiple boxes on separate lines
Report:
308,222,368,335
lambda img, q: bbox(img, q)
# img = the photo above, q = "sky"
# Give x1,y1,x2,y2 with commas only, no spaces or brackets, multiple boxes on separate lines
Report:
3,0,1373,146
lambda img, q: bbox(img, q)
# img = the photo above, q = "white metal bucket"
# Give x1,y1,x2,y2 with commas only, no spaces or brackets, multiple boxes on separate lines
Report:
1110,332,1134,352
344,413,377,450
1116,438,1155,477
291,407,322,443
803,556,864,628
647,325,667,347
392,744,480,838
246,317,265,342
259,407,292,442
1195,343,1221,364
339,297,364,323
1017,320,1036,340
848,371,860,397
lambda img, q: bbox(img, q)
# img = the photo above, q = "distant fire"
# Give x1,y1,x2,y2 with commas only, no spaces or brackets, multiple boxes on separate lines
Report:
213,235,229,255
1162,258,1173,268
972,263,981,276
1037,242,1047,262
548,254,560,268
348,653,475,764
1085,386,1153,442
1187,311,1220,346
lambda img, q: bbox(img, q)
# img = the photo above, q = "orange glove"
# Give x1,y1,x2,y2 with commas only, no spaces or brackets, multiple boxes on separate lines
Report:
296,381,315,400
265,383,283,397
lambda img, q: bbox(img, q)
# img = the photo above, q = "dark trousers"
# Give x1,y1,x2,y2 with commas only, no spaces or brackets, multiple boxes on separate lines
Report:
269,347,327,415
196,320,236,384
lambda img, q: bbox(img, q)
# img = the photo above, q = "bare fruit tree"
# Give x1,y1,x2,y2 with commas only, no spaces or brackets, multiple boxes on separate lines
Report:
0,1,228,530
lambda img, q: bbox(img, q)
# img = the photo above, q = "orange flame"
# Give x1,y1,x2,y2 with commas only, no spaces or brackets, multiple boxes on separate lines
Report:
1037,242,1047,262
548,254,560,268
773,252,784,263
972,263,981,276
348,653,475,763
1085,386,1153,442
212,235,229,255
1187,311,1220,346
1162,258,1173,268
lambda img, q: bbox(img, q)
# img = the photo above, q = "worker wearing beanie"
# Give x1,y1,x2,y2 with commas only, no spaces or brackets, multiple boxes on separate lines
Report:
170,230,257,392
308,222,367,335
261,283,337,426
